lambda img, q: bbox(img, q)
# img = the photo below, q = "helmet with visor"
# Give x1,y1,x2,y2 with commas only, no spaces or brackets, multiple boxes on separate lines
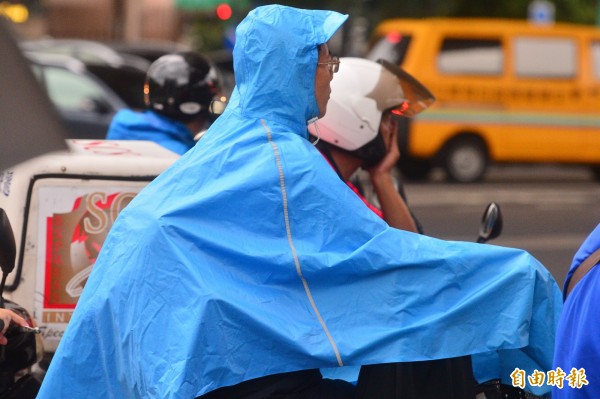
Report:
310,57,435,168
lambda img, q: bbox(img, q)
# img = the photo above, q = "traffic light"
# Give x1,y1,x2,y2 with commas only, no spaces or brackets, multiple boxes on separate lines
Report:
215,3,232,21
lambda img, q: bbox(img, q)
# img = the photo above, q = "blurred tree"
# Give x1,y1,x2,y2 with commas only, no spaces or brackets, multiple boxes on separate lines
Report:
450,0,596,24
190,16,228,51
186,1,250,51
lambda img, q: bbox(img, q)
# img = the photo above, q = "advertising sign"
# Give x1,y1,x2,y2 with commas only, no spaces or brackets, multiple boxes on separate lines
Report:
34,182,146,347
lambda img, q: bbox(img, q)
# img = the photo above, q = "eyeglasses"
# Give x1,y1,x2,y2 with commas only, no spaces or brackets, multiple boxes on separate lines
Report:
317,57,340,74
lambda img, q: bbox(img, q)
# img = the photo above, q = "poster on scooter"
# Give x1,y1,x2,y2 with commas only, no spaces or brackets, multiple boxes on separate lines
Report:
35,182,148,347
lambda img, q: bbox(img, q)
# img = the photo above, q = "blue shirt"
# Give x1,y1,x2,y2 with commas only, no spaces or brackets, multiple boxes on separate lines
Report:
553,223,600,399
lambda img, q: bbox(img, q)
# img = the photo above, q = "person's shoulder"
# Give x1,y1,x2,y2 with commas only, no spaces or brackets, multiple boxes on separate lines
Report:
567,223,600,278
109,109,149,127
579,224,600,255
106,109,151,139
114,108,144,120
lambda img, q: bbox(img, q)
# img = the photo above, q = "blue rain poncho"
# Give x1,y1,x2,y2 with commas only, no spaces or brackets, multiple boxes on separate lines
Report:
38,5,562,398
106,109,196,155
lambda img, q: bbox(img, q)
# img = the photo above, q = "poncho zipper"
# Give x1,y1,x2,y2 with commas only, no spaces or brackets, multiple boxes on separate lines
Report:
261,118,344,367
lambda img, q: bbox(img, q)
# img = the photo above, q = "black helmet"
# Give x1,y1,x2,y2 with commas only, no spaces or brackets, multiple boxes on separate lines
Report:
144,52,222,123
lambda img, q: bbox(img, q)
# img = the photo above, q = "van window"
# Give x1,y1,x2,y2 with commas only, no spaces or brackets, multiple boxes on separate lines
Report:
591,41,600,80
514,37,577,78
367,32,412,65
437,38,503,75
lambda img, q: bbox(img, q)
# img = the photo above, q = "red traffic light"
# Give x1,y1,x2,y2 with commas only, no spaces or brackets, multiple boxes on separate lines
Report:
216,3,232,20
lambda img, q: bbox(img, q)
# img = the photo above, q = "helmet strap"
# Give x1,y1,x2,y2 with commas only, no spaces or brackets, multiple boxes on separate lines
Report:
308,118,321,146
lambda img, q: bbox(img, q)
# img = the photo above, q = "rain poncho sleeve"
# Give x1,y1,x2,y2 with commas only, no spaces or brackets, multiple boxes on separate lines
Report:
37,5,562,399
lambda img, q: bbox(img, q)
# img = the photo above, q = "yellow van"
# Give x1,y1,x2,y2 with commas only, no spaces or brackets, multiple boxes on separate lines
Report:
367,18,600,182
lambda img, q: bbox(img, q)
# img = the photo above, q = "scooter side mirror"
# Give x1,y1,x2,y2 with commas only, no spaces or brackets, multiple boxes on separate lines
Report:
0,208,16,276
477,202,503,244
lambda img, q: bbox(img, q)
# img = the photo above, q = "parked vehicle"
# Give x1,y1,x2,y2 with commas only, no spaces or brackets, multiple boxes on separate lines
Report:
367,18,600,182
20,38,150,71
0,209,43,399
21,39,150,110
24,51,128,139
0,139,178,367
107,39,191,63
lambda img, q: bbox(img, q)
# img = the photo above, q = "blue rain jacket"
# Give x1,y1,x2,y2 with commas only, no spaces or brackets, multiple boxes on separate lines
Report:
553,223,600,399
106,109,196,155
38,5,562,399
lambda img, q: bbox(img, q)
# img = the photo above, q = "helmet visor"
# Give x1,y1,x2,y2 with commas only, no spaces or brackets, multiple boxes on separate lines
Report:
377,59,435,118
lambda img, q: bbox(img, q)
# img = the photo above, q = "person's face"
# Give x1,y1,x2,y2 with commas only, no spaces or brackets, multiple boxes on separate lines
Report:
314,44,335,119
380,111,399,150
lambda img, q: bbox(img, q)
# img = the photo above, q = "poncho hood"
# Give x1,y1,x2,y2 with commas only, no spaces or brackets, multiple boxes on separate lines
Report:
232,5,347,132
37,5,561,399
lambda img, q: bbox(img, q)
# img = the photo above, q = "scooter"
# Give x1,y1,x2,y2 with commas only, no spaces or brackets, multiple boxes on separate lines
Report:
0,209,43,399
473,204,547,399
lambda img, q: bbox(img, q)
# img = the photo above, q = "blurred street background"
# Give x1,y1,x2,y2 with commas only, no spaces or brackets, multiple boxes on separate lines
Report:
4,0,600,57
405,165,600,288
0,0,600,51
2,0,600,289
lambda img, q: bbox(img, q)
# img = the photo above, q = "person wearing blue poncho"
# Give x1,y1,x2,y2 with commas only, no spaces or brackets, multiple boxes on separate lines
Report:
38,5,562,399
106,51,222,155
553,223,600,399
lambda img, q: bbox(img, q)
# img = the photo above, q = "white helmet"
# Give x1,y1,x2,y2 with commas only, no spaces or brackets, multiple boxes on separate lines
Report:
310,57,434,157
